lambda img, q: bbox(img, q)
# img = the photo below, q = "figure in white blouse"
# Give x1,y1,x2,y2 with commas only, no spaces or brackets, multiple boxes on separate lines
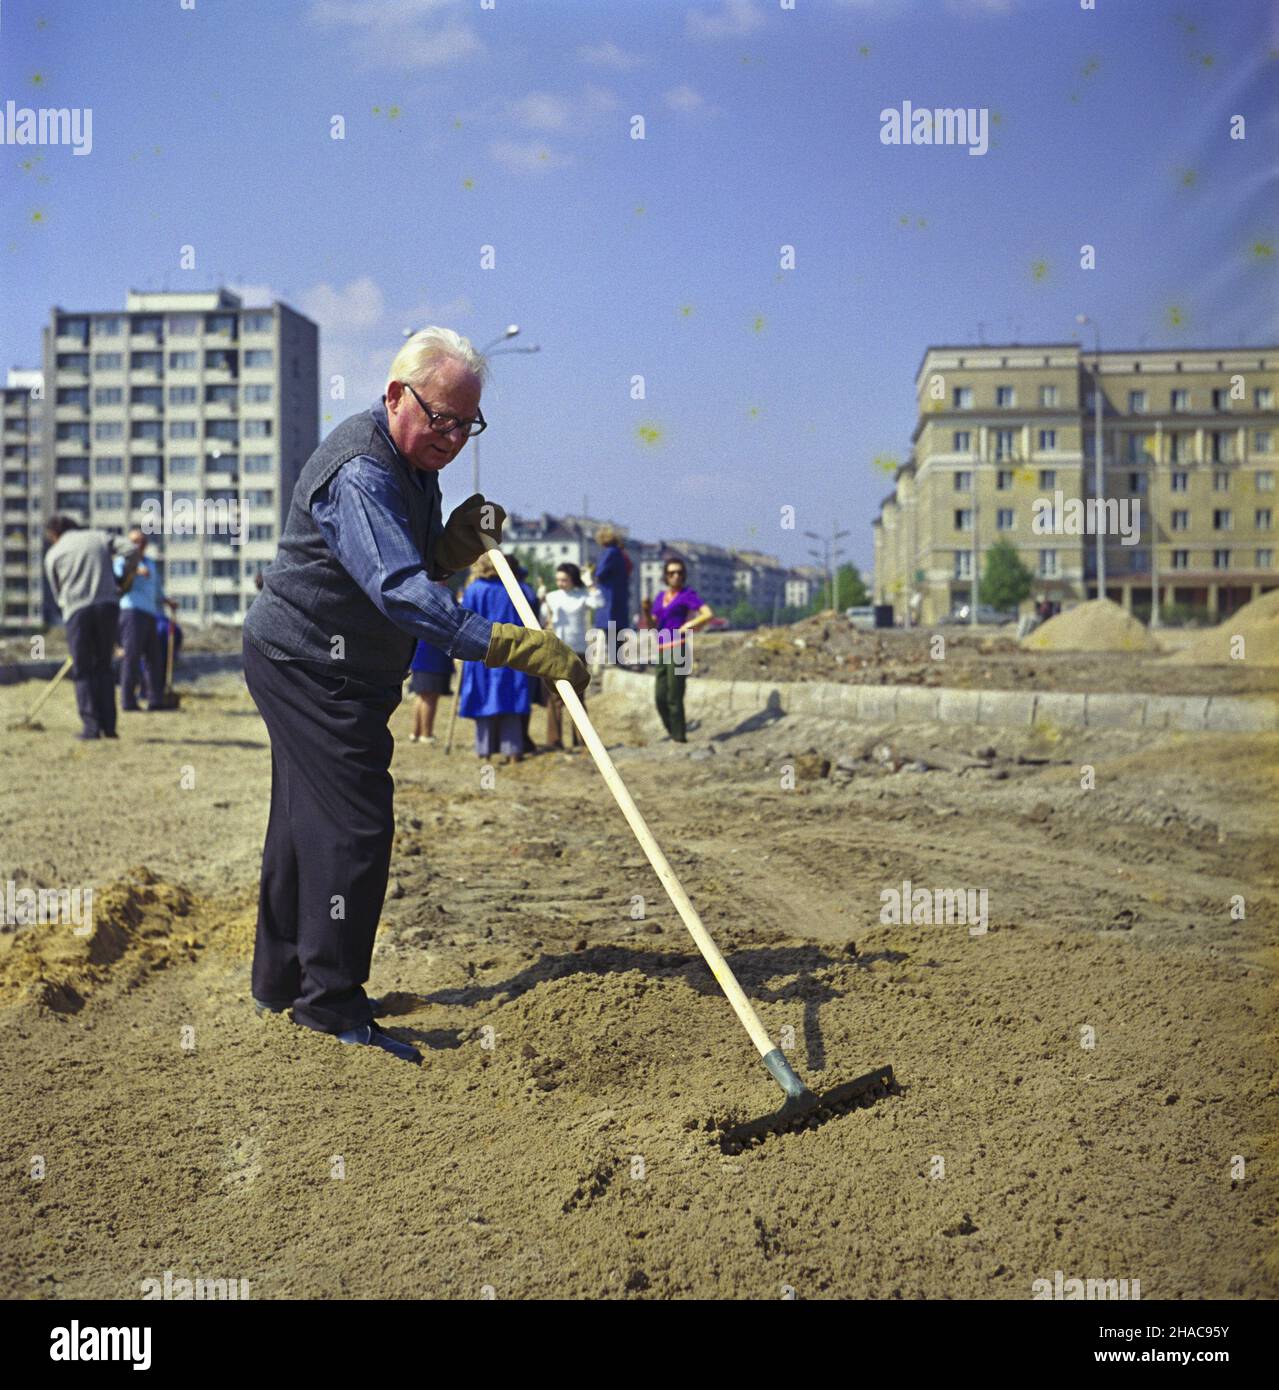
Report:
538,562,605,751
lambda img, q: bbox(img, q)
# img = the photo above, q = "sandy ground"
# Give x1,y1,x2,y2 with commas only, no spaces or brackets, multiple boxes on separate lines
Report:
0,660,1276,1300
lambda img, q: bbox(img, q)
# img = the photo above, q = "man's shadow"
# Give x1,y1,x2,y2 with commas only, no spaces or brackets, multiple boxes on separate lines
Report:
710,689,786,743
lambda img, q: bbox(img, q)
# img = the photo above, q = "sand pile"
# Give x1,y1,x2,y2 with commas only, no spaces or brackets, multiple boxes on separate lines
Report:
1168,589,1279,667
1022,598,1160,653
0,866,200,1012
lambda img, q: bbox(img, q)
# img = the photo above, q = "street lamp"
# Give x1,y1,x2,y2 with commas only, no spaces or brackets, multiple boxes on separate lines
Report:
1076,313,1105,599
803,525,850,612
471,325,541,494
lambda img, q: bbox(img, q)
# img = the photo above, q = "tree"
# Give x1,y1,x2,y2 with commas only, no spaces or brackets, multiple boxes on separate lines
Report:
728,599,763,629
981,539,1034,612
835,562,869,609
508,546,558,592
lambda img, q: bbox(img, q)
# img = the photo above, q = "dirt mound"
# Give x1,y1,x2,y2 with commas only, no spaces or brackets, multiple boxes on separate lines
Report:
1168,589,1279,668
1022,598,1159,653
0,866,200,1012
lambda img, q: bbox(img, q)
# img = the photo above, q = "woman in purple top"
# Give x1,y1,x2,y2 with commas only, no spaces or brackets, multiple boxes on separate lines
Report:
649,555,714,743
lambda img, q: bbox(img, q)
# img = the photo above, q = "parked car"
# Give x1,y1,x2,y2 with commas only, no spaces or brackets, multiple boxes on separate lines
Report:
844,605,877,631
943,604,1016,626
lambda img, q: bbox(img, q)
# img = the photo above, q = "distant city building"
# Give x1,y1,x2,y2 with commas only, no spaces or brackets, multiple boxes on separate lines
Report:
39,288,318,625
2,369,45,628
874,342,1279,623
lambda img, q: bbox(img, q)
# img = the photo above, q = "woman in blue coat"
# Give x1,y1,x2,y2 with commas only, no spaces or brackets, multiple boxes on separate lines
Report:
591,524,632,645
458,551,538,762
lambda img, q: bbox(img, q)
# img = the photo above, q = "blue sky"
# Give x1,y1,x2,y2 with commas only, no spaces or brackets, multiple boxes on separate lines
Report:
1,0,1276,572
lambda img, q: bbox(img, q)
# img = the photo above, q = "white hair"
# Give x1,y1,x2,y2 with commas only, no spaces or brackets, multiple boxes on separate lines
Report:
386,327,488,392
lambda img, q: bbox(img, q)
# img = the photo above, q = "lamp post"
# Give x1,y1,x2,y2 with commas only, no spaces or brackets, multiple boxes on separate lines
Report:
803,525,850,612
1076,313,1105,599
471,325,541,494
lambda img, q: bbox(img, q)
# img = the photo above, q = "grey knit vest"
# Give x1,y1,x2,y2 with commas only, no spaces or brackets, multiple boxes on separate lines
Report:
244,404,443,685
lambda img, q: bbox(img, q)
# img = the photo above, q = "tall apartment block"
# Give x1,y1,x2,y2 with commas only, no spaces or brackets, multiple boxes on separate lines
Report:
40,288,318,625
2,369,46,630
874,343,1279,624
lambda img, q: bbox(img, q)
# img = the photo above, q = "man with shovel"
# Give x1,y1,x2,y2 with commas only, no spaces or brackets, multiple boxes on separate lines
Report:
243,327,589,1063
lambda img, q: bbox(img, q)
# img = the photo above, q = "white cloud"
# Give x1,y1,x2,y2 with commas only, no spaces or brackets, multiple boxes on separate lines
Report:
664,84,705,113
488,140,574,174
307,0,483,69
583,84,620,112
225,282,278,308
300,277,386,334
686,0,764,40
511,92,573,132
577,39,646,70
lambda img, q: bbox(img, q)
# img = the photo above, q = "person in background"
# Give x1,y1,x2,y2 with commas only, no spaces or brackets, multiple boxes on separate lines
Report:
407,635,453,744
651,556,714,744
42,514,139,741
591,524,632,664
457,550,538,764
539,561,604,752
113,525,177,712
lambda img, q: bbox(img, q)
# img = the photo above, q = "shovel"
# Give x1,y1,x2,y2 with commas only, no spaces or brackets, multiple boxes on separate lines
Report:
484,539,895,1150
8,655,73,731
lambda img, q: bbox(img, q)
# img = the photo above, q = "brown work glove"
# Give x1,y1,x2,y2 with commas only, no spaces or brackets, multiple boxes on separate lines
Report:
432,493,507,576
485,622,590,697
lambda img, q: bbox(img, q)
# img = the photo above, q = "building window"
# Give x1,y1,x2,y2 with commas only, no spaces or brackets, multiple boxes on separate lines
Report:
93,387,122,406
954,470,972,491
1171,550,1189,570
1171,470,1188,492
1127,472,1148,494
168,351,198,370
205,350,237,371
1171,389,1190,412
168,386,198,405
168,456,198,474
93,491,124,510
242,312,273,334
1211,388,1231,411
245,490,274,508
954,551,972,579
1256,471,1275,491
1171,509,1189,531
1213,470,1230,492
169,421,197,439
248,524,274,541
1038,469,1056,489
244,454,273,474
205,314,237,336
1256,508,1272,530
1258,549,1274,568
953,386,973,409
996,469,1013,490
56,353,89,372
1213,549,1230,569
93,456,123,476
1038,429,1057,451
1128,390,1147,413
131,421,163,442
167,315,200,336
954,509,973,531
1037,550,1058,577
131,387,164,408
244,419,272,438
244,349,274,368
1169,433,1188,463
1040,385,1058,407
1255,432,1273,454
130,352,163,372
206,420,239,442
94,317,122,337
1210,432,1235,463
243,384,272,403
995,430,1017,460
1212,509,1232,530
952,431,971,452
56,316,89,342
996,508,1014,530
996,386,1016,407
206,384,238,404
93,421,123,440
1256,387,1275,410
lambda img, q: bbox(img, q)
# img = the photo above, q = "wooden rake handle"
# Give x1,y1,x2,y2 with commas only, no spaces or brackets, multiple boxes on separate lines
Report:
483,539,778,1066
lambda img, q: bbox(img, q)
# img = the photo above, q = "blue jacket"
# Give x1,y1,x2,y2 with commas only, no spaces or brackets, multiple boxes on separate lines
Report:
457,577,536,717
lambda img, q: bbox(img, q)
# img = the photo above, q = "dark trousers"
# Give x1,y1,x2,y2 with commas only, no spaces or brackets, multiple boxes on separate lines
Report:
654,660,688,741
243,639,402,1034
66,602,119,737
119,608,162,709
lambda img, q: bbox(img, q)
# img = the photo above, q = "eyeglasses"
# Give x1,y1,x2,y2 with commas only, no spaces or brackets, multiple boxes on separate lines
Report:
665,569,685,578
402,382,487,438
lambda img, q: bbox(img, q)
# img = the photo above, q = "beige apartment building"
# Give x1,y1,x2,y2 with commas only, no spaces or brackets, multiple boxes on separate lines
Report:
2,369,46,629
874,343,1278,624
37,288,317,626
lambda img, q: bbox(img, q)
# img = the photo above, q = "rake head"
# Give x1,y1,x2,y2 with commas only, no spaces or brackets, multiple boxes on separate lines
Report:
717,1064,898,1154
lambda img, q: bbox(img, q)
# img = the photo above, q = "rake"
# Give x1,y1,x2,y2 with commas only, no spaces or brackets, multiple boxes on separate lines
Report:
485,539,895,1150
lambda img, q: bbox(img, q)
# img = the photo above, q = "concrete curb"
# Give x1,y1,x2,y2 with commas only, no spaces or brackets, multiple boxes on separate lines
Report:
0,651,244,687
602,665,1279,734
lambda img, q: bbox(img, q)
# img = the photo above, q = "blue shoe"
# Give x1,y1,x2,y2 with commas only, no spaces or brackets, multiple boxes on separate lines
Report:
337,1022,421,1064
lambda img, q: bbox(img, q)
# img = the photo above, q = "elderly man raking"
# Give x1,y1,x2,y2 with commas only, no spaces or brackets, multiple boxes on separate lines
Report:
243,328,588,1063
